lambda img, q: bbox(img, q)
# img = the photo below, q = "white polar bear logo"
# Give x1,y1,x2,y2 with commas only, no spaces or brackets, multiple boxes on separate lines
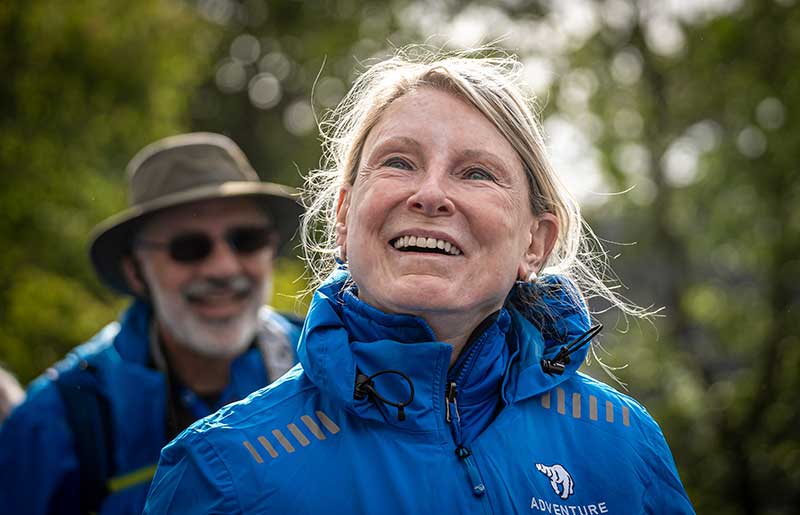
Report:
535,463,574,499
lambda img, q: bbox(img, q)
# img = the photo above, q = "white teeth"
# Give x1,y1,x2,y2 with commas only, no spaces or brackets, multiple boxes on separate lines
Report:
392,235,461,255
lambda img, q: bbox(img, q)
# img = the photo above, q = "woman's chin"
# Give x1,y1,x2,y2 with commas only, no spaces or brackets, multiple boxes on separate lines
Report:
393,274,456,302
368,279,484,319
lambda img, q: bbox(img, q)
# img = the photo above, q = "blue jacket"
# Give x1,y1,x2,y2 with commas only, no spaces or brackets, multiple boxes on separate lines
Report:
145,271,694,514
0,300,299,515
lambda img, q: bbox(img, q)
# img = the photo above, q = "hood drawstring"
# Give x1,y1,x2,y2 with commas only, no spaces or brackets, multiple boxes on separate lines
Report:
354,369,415,421
541,323,603,375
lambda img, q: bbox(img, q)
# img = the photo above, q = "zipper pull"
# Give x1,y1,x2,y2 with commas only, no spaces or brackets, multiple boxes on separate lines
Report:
455,446,486,496
445,381,460,423
447,383,487,497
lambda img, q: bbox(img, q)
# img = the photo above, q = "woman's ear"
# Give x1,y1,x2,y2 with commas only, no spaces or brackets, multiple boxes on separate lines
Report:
517,213,559,280
335,186,351,246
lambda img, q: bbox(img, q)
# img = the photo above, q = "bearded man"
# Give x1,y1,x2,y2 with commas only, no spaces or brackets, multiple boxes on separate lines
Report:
0,133,303,514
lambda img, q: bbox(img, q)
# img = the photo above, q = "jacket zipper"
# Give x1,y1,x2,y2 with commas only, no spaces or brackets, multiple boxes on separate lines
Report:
445,381,486,497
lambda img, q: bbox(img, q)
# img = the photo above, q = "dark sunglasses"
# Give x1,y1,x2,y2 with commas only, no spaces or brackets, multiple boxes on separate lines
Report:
135,225,276,263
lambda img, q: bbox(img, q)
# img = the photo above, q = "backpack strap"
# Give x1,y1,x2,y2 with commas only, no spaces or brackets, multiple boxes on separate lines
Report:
55,361,115,515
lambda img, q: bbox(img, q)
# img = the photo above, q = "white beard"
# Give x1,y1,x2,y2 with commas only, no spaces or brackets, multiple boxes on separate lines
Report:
149,277,267,359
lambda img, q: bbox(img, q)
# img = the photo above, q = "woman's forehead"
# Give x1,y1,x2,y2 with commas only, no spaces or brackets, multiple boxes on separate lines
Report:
361,88,523,170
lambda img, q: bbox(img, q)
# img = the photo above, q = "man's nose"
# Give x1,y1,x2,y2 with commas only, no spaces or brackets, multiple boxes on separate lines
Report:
197,237,243,276
406,169,455,217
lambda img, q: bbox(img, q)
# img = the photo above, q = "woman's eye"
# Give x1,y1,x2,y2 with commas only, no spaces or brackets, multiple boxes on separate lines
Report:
383,157,413,170
464,168,495,181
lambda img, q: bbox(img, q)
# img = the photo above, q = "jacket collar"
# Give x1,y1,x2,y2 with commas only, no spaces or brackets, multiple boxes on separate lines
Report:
298,270,511,430
298,269,590,430
108,300,269,403
298,270,446,430
113,300,152,365
503,276,592,403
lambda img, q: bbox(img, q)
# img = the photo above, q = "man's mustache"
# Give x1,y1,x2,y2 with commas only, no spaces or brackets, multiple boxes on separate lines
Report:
182,275,254,301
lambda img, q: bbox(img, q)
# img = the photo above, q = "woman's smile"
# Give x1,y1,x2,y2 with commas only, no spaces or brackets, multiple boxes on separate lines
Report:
390,230,463,256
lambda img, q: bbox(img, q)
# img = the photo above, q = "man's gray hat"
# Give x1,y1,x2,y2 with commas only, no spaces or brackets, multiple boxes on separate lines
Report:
89,132,303,296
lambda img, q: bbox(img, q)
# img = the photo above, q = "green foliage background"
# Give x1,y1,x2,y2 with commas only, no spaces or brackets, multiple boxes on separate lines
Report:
0,0,797,512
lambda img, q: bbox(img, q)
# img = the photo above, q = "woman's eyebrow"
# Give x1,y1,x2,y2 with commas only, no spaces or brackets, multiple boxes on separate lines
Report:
458,148,515,171
368,136,422,156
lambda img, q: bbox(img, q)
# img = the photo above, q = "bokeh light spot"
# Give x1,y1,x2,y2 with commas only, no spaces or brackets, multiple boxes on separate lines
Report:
521,56,555,96
283,101,315,136
215,58,248,93
756,97,786,130
259,52,292,81
601,0,636,32
198,0,235,25
231,34,261,64
662,137,701,187
315,76,346,108
686,120,722,153
736,126,767,158
614,142,651,178
644,16,686,57
611,48,643,85
544,114,609,207
248,73,281,109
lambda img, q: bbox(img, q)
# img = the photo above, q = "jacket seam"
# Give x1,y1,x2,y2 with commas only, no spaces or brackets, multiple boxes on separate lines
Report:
201,435,246,515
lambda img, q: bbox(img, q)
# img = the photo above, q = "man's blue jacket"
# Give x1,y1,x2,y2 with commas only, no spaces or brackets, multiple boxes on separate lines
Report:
0,300,299,515
144,271,694,514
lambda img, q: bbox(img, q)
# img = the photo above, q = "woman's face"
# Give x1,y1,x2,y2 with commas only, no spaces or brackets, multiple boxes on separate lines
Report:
337,87,555,340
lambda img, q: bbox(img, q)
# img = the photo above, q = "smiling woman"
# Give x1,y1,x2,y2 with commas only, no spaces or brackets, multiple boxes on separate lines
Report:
143,48,695,514
336,87,549,354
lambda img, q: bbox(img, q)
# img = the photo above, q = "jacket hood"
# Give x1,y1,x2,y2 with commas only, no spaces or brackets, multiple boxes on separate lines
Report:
503,275,592,402
297,269,591,425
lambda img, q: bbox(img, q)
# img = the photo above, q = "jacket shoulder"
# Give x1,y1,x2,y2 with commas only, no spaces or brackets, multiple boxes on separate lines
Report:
33,322,120,388
149,366,336,512
572,373,657,426
566,374,693,511
15,320,119,410
188,364,316,437
0,319,122,472
551,373,678,464
525,371,670,453
0,364,78,513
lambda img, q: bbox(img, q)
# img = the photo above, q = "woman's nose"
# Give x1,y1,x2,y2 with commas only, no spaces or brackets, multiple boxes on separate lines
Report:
406,172,455,216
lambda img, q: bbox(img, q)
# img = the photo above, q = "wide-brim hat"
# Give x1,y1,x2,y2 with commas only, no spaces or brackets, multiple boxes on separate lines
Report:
89,132,304,296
